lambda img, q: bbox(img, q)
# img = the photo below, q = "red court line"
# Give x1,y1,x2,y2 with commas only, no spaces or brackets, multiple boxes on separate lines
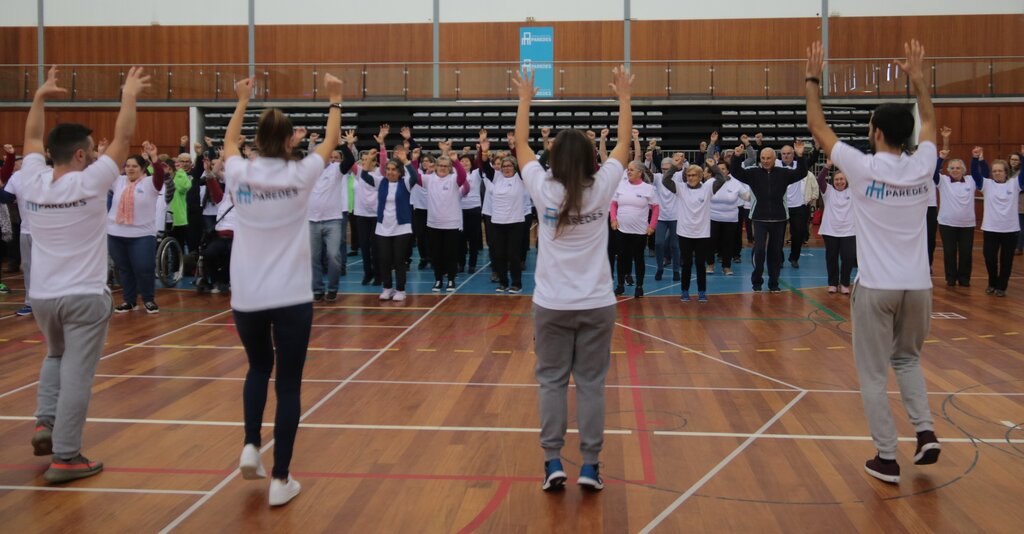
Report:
456,480,513,534
618,302,658,486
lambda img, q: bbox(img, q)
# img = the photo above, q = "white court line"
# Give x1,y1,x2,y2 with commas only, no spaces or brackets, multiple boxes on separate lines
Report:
129,344,386,353
158,262,491,534
197,322,408,329
616,322,805,391
653,430,1024,444
0,309,231,400
1002,420,1018,428
89,374,1024,397
639,390,807,534
0,415,631,434
0,485,208,496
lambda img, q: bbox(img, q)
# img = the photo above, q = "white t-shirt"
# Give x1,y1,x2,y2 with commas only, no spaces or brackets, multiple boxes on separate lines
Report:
819,184,855,237
980,177,1021,233
831,141,935,290
410,177,428,210
107,175,162,238
936,174,977,227
307,162,346,222
460,169,483,210
785,180,806,208
522,159,622,311
224,153,325,312
376,181,413,237
710,178,745,223
423,172,466,230
652,172,679,222
353,166,381,217
4,170,32,235
215,191,236,232
481,174,494,217
741,182,752,210
19,153,119,299
613,180,657,235
673,177,716,239
487,173,526,224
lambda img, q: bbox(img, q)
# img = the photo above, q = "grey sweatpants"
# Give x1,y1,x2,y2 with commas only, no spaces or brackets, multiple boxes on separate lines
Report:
20,233,31,305
33,289,112,458
533,303,616,465
851,283,934,460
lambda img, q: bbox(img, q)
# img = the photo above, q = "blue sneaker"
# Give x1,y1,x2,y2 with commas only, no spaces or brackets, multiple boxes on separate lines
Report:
577,463,604,491
680,291,690,302
542,459,567,491
16,305,32,316
698,291,708,303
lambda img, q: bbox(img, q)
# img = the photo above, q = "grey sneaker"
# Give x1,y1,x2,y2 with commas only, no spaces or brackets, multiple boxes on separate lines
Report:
143,301,160,314
32,420,53,456
43,454,104,484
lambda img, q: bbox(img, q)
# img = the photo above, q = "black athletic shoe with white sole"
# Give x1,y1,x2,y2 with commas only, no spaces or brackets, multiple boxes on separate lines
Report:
864,454,900,484
913,430,941,465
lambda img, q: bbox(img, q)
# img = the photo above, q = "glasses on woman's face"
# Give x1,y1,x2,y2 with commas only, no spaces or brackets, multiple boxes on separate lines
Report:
437,164,452,169
501,164,515,170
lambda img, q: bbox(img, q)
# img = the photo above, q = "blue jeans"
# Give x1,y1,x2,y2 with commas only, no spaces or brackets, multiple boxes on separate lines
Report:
310,219,343,293
655,220,680,273
338,213,349,262
108,234,156,305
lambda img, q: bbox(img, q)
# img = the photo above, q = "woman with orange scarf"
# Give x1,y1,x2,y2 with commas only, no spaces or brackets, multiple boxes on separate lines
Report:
108,141,166,313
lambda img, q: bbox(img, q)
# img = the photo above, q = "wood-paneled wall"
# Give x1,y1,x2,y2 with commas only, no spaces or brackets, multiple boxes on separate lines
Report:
934,104,1024,164
631,19,820,61
41,26,248,65
0,27,36,65
829,15,1024,58
0,108,190,157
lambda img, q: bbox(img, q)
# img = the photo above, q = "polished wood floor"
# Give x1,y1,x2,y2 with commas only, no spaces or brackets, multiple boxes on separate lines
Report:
1,237,1022,533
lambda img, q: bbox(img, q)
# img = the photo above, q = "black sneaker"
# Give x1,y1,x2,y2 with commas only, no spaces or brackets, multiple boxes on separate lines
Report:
626,275,635,286
490,273,499,283
733,255,742,264
325,291,338,302
496,286,508,293
635,286,644,298
508,286,522,294
432,281,443,292
790,259,800,269
32,420,53,456
864,454,900,484
361,276,372,286
913,430,941,465
143,301,159,314
672,271,681,282
654,269,664,281
113,302,136,313
614,285,625,296
752,285,763,292
446,280,456,292
542,459,567,491
43,454,104,484
769,287,782,293
313,292,324,302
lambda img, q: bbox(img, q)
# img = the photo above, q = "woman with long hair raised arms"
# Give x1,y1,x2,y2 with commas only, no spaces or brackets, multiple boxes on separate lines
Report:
512,66,633,492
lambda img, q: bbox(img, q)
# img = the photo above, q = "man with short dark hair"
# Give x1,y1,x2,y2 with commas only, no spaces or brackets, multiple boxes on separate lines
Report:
20,65,149,483
805,40,941,485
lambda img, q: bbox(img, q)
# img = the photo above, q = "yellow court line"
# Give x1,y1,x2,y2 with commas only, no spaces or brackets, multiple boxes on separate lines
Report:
755,349,776,353
952,337,968,341
491,350,512,354
611,350,627,354
793,348,812,352
0,338,8,342
979,335,995,339
1005,332,1019,336
924,339,940,344
22,340,41,344
827,346,845,350
416,348,437,352
644,350,665,354
317,305,433,311
453,349,474,353
719,349,739,353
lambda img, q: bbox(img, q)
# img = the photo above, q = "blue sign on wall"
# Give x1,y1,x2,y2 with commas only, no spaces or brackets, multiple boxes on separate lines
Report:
519,27,554,98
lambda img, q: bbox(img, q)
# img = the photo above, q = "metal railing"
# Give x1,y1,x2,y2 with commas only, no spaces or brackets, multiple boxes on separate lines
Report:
1,57,1021,102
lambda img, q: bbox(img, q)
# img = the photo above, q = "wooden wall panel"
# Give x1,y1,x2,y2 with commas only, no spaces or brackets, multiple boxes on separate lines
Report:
440,21,624,62
934,103,1024,163
829,15,1024,58
631,19,821,61
255,24,433,64
42,26,248,65
0,108,190,158
0,27,37,64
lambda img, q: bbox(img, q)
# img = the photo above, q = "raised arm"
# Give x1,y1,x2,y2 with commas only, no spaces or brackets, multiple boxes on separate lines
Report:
804,42,839,158
224,79,253,160
816,161,831,193
729,146,752,184
1,146,15,182
661,167,679,194
313,74,344,163
144,142,165,191
339,129,357,174
899,40,935,147
598,129,609,164
512,70,538,170
970,146,988,190
632,130,642,163
375,124,389,168
23,66,69,157
608,66,635,167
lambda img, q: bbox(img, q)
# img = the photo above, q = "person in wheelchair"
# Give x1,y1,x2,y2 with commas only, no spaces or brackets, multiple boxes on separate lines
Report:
196,169,234,294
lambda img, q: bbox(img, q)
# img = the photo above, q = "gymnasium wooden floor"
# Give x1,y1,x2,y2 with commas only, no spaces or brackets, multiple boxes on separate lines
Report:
1,235,1022,533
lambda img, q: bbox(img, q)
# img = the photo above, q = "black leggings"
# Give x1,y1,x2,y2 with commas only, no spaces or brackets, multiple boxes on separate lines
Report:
234,302,313,480
752,221,786,290
490,221,524,287
460,207,482,269
355,215,378,281
709,220,738,268
202,234,232,285
377,233,412,291
939,224,974,285
679,236,710,292
787,205,810,262
412,208,429,264
983,230,1018,291
823,235,857,287
429,227,461,282
926,206,938,266
616,231,648,287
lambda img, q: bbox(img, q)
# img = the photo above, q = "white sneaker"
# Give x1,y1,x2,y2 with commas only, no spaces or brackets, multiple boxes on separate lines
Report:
239,444,266,480
379,288,396,300
392,290,407,302
269,476,301,506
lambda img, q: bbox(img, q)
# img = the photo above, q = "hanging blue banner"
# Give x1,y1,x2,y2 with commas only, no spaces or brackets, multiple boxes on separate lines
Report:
519,27,554,99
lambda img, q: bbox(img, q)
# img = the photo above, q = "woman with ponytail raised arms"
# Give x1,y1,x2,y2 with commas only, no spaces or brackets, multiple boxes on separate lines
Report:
512,66,633,492
222,73,344,507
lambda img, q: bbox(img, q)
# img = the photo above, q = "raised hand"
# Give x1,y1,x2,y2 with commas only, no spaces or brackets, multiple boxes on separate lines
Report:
825,158,833,169
400,126,411,139
479,137,490,153
586,130,596,141
541,126,551,138
97,138,109,154
479,128,488,141
512,69,537,101
939,148,950,159
972,146,983,159
608,65,634,99
600,129,609,139
194,141,203,154
308,132,320,144
895,39,926,82
234,78,253,101
394,145,409,164
648,138,657,148
34,66,68,101
506,132,515,146
343,129,356,145
323,73,343,102
940,126,952,138
204,136,214,147
795,140,806,157
180,135,188,146
806,41,824,80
